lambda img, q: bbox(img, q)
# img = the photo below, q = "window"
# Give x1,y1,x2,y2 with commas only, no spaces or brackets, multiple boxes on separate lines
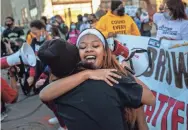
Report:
28,0,37,10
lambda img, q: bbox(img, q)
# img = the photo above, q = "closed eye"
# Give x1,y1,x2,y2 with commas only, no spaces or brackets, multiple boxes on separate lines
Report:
79,46,86,49
93,45,99,48
79,44,86,49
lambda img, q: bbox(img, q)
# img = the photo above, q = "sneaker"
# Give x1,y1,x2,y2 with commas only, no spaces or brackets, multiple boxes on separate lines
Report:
48,117,59,125
1,112,8,121
58,126,68,130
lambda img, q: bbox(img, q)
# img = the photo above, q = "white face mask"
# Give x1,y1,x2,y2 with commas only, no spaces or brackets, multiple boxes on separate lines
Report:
83,17,87,22
163,12,172,20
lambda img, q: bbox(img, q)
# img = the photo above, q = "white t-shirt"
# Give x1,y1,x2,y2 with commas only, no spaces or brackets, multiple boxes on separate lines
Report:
155,13,188,40
153,12,164,25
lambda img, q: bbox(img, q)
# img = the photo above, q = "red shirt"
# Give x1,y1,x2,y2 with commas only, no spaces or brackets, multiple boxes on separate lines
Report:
1,77,18,103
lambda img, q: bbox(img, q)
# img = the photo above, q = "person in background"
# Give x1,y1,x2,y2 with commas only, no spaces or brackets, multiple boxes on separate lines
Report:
1,66,19,121
154,0,188,40
153,4,165,30
51,15,68,40
50,26,61,39
83,13,89,18
26,30,35,45
96,1,140,38
80,16,90,32
67,22,80,45
159,4,165,13
134,12,141,30
76,14,83,31
2,16,24,41
27,20,51,94
41,16,48,26
88,14,98,28
140,10,152,37
41,16,52,33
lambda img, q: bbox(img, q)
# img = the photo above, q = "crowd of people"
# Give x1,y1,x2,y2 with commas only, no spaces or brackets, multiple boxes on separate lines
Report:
1,0,188,130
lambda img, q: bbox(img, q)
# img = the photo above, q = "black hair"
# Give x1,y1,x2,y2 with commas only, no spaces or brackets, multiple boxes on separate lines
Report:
77,14,83,22
41,16,47,24
51,25,60,37
30,20,46,30
6,16,14,22
183,2,187,7
84,13,89,17
90,14,97,19
111,1,122,12
55,15,64,23
166,0,187,20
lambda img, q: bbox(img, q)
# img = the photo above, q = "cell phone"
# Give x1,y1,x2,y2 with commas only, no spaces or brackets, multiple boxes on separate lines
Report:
3,38,8,43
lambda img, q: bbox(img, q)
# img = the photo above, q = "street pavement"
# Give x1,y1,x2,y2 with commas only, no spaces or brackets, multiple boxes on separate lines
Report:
1,70,59,130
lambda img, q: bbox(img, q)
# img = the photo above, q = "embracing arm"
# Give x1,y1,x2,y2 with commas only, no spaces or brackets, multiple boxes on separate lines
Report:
40,69,120,101
39,70,89,101
135,77,156,106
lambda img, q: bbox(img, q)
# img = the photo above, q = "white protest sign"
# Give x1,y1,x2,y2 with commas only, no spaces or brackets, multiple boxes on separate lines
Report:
115,34,188,130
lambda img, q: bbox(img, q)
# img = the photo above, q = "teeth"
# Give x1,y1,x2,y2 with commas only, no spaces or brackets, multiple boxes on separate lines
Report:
86,56,96,59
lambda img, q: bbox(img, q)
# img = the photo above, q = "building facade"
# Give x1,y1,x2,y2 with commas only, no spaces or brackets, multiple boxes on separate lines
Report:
99,0,158,11
10,0,96,26
9,0,163,26
1,0,13,25
10,0,44,26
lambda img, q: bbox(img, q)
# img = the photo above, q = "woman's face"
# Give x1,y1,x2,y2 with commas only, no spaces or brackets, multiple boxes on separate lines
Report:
78,34,105,68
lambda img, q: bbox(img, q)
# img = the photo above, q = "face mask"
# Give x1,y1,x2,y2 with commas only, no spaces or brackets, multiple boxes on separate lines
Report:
39,35,46,42
117,7,125,16
71,25,76,29
6,23,13,28
163,12,172,20
83,17,88,22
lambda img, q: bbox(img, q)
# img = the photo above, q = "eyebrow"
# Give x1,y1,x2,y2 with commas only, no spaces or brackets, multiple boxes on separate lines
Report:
80,40,100,44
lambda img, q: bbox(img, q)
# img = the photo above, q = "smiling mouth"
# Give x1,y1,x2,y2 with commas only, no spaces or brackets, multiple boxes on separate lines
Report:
85,55,96,64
